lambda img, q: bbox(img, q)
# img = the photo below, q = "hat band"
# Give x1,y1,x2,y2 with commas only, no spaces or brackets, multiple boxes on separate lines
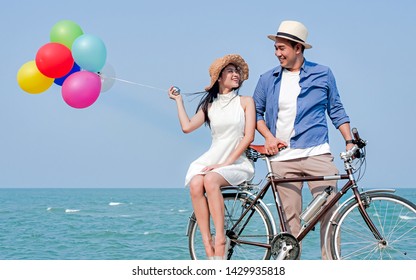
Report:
276,32,305,43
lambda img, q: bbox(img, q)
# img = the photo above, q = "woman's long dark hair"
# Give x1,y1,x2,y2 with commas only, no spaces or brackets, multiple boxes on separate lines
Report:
195,83,218,128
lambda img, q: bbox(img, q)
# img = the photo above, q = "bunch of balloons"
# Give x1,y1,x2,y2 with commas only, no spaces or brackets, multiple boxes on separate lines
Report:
16,20,108,109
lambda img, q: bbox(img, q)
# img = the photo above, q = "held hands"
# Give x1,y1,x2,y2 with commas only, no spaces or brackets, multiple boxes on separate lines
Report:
265,137,287,155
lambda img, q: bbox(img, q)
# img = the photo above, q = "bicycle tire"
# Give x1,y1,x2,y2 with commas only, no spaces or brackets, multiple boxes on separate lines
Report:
188,191,274,260
328,192,416,260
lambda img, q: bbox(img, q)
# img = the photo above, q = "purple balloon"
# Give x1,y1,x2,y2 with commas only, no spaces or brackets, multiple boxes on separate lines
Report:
61,71,101,109
54,62,81,86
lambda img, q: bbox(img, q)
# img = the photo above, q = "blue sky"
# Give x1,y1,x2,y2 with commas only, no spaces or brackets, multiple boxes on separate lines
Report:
1,0,415,189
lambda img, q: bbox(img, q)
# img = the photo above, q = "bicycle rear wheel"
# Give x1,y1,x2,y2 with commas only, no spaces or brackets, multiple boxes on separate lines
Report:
188,192,274,260
328,192,416,259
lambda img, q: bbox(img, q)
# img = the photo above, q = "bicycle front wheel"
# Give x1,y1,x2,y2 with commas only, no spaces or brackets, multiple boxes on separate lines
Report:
188,192,274,260
329,192,416,260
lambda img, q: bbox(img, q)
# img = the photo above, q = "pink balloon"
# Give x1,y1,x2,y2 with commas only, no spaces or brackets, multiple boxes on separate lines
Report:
62,71,101,109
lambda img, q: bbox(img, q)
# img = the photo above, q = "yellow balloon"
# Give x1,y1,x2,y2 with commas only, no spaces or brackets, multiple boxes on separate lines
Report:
17,60,54,94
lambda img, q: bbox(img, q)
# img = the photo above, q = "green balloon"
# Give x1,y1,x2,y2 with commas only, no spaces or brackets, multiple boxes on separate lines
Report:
50,20,83,49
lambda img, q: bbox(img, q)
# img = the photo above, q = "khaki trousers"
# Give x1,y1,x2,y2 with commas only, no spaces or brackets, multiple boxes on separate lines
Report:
271,153,338,259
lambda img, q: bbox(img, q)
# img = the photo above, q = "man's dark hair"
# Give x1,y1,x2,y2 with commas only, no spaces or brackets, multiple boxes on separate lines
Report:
289,40,305,53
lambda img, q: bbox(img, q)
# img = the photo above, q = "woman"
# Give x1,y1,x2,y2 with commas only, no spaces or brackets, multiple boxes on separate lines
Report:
168,54,256,260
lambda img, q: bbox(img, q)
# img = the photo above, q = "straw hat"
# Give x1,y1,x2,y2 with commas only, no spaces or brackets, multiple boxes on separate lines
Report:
267,20,312,49
205,54,249,92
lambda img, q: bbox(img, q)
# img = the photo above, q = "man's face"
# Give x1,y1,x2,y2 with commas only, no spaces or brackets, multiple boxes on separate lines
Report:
274,37,300,71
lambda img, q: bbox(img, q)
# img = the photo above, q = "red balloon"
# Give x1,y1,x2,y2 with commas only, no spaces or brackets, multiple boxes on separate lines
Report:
35,42,74,78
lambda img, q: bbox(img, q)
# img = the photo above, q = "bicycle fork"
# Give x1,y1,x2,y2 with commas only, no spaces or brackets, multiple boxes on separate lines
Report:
350,186,386,242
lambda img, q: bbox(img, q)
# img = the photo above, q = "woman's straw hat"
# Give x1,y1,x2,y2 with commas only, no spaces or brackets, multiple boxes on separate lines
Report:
205,54,249,91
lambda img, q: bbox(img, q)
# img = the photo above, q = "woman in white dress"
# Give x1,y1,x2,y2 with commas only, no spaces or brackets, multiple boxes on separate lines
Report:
168,54,256,259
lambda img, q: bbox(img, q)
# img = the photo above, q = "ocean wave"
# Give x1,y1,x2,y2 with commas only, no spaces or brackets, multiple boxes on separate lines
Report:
46,207,81,213
46,207,68,212
65,209,80,213
109,202,124,206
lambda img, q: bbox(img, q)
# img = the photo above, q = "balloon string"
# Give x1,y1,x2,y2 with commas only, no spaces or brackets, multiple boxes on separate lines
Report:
99,74,167,93
98,73,205,97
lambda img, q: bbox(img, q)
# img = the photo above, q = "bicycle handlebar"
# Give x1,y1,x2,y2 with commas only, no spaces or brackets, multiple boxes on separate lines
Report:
352,127,360,141
352,127,367,149
248,128,367,162
341,127,367,160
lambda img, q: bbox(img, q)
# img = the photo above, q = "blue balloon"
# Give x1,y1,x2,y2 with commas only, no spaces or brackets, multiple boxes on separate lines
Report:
54,62,81,86
72,34,107,72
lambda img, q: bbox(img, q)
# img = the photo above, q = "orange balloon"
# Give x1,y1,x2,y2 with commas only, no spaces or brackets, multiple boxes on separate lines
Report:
17,61,54,94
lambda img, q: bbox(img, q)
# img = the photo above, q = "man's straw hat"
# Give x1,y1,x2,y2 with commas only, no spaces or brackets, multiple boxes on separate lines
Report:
267,20,312,49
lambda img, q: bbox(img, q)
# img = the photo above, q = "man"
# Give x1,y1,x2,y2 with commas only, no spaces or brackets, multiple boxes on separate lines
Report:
253,20,354,259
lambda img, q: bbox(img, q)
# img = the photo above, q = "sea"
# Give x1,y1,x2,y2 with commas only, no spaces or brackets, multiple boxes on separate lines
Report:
0,187,415,260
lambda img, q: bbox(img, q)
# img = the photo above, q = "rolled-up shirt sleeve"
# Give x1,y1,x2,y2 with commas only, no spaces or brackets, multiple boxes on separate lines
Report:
326,68,350,128
253,76,267,123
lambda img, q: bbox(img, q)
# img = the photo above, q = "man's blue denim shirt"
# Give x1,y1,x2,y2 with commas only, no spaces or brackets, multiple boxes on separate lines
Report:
253,59,350,149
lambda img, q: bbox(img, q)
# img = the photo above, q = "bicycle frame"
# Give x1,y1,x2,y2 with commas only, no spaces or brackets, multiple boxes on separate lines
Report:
228,151,386,252
187,129,416,260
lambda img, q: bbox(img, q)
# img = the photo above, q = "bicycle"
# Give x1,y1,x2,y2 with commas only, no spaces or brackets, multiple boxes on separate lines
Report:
186,128,416,260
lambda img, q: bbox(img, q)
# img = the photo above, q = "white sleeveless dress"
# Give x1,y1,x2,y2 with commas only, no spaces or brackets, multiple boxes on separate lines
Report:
184,91,255,187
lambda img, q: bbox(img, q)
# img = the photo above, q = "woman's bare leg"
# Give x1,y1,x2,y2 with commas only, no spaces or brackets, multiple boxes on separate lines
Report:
204,172,229,258
189,175,214,258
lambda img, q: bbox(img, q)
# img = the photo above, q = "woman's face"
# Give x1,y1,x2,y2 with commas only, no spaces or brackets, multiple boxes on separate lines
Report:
218,64,241,93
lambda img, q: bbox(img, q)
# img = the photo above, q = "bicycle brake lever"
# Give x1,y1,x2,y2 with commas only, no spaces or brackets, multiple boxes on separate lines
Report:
354,149,362,159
